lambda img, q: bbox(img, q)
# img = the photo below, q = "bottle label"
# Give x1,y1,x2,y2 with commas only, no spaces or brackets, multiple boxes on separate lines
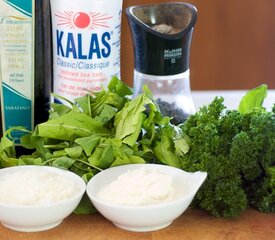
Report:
164,48,182,63
50,0,122,103
0,0,34,143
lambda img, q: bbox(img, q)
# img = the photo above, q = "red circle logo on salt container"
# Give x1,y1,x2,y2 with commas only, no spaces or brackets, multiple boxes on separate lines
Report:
73,12,91,29
55,11,113,30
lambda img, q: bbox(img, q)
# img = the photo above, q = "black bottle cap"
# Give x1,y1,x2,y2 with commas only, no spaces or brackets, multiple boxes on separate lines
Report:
126,2,197,76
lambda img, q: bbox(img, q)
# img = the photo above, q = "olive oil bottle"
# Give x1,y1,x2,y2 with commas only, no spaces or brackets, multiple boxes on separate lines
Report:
0,0,52,145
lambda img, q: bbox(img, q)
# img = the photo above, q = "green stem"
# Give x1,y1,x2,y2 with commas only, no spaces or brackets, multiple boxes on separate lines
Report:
42,157,103,172
76,158,103,172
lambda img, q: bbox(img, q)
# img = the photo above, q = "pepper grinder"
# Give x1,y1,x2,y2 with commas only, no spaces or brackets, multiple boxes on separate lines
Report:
126,2,197,124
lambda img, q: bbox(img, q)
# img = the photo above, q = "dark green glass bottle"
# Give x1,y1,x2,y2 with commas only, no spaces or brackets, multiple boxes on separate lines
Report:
0,0,52,148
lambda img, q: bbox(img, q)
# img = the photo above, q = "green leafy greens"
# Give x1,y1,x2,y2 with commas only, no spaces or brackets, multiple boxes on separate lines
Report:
0,80,274,218
0,77,189,213
180,85,275,217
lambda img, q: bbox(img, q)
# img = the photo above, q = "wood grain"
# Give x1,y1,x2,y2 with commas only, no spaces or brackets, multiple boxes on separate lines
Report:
1,208,274,240
120,0,275,90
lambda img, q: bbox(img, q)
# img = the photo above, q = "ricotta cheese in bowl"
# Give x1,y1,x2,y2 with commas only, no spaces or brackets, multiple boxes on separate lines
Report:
86,164,207,232
0,168,81,206
97,167,176,205
0,165,86,232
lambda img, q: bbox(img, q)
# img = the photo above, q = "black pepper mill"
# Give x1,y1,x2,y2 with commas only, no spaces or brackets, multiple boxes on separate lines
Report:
126,2,197,124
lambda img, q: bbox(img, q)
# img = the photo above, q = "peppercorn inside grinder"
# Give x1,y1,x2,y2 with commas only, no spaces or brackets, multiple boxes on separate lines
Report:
126,2,197,124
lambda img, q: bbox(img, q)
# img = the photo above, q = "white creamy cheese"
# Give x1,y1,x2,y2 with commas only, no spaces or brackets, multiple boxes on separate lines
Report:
0,168,81,206
97,167,176,206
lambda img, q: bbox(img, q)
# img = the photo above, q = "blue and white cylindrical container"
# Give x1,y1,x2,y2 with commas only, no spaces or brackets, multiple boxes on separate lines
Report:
50,0,123,103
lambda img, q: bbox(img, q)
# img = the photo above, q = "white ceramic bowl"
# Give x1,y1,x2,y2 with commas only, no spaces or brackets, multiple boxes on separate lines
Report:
0,165,86,232
86,164,207,232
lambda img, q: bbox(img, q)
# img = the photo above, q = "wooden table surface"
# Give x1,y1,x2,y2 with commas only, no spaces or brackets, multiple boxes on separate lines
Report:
1,208,274,240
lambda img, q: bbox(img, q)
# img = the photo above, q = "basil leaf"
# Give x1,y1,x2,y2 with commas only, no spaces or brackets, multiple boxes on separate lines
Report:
238,84,267,113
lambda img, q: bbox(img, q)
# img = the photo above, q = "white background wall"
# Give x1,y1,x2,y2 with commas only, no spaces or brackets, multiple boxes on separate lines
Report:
192,90,275,111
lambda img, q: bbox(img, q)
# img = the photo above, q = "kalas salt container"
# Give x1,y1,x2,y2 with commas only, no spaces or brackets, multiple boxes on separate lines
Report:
126,2,197,124
50,0,123,104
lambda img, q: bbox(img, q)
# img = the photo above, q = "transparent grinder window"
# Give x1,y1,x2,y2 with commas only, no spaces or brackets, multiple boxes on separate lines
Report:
126,2,197,124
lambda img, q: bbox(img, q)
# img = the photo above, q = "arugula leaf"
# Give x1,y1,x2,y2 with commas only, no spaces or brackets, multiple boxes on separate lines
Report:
108,76,133,97
90,91,125,117
20,133,35,149
65,146,83,158
0,134,16,158
70,161,95,178
36,111,110,141
94,104,118,125
18,157,43,166
51,156,76,169
110,154,145,167
53,150,67,158
21,131,51,158
173,126,190,156
115,94,152,146
0,127,30,167
88,141,115,169
82,172,94,182
121,113,144,146
74,94,92,116
49,103,72,119
75,135,100,156
0,154,18,167
152,126,182,168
